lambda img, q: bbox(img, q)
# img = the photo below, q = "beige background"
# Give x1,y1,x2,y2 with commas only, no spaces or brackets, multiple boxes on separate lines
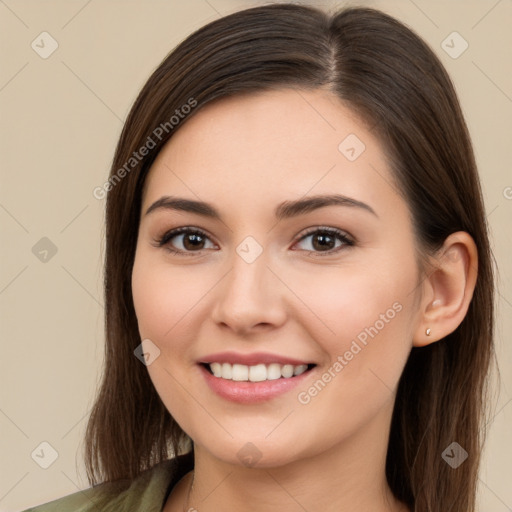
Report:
0,0,510,510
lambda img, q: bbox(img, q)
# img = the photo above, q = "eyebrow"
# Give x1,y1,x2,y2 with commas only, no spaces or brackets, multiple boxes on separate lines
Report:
145,194,378,220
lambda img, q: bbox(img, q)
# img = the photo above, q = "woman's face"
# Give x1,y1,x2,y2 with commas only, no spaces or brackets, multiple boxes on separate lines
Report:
132,88,424,467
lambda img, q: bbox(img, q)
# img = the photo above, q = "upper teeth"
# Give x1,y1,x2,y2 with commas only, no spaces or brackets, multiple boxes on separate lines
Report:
208,362,309,382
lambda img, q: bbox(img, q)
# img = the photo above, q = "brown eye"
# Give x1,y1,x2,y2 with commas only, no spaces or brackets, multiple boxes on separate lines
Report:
180,232,207,251
156,227,216,255
293,228,354,256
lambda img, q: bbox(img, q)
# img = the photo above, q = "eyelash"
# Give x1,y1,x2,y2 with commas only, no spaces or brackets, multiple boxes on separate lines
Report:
154,226,354,258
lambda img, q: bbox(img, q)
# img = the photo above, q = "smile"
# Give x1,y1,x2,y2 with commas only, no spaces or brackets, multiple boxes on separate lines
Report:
204,362,315,382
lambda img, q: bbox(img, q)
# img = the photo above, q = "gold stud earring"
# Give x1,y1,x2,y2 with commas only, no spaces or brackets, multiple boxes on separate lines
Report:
425,328,431,336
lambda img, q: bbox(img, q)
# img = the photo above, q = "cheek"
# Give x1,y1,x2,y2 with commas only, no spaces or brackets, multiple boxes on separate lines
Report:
132,253,207,341
293,259,415,344
131,253,203,431
293,256,417,392
290,302,413,451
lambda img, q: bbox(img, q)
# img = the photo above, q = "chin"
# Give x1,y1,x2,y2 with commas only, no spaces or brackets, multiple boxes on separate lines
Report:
194,432,312,470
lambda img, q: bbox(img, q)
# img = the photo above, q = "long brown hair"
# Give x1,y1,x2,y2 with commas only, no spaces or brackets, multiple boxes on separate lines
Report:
84,4,496,510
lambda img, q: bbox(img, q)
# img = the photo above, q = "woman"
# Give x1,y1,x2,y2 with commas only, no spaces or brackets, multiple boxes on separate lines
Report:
23,3,495,511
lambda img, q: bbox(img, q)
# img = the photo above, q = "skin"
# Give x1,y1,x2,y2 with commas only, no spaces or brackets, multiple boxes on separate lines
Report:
131,88,477,512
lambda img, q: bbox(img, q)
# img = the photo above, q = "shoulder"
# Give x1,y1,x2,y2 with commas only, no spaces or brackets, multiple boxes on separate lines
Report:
20,452,194,512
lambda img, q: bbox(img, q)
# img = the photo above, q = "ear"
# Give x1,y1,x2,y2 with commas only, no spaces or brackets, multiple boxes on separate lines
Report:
413,231,478,347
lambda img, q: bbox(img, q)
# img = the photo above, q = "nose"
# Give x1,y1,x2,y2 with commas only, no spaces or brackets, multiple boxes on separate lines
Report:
210,248,287,335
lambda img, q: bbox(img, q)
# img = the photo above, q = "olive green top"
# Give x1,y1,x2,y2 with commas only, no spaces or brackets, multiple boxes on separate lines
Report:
20,452,194,512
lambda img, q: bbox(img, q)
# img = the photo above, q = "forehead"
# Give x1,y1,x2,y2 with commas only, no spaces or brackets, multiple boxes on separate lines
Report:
142,88,403,221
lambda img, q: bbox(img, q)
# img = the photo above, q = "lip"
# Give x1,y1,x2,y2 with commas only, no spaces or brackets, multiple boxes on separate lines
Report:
198,351,314,366
198,362,316,404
